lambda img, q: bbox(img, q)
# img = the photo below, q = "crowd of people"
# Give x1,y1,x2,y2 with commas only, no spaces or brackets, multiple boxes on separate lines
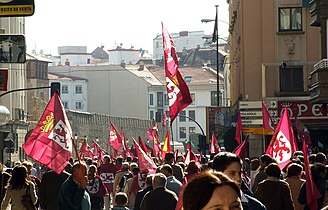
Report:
0,149,328,210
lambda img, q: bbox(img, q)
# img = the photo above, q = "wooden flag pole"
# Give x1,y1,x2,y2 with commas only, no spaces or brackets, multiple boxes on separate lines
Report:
71,136,81,163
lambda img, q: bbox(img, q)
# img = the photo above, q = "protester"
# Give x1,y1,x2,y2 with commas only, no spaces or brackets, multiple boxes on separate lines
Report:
252,154,275,192
112,192,129,210
0,163,11,202
254,163,294,210
113,162,133,195
58,162,91,210
98,155,117,210
39,164,70,210
159,164,182,197
123,166,141,209
86,165,108,210
164,152,184,182
134,175,153,210
284,163,305,210
298,162,326,210
250,158,260,189
183,170,242,210
1,165,38,210
212,152,266,210
184,160,200,183
140,173,178,210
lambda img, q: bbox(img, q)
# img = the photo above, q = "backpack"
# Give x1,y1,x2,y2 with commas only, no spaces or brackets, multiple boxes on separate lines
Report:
118,174,130,192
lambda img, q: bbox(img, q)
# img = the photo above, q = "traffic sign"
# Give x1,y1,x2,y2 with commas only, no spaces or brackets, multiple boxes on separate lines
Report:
0,35,25,63
242,119,263,125
0,0,34,17
239,100,277,109
240,110,278,117
243,128,274,135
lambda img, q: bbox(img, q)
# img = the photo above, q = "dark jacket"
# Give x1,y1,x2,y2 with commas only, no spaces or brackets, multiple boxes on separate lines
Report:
242,193,267,210
298,176,325,210
254,178,294,210
134,186,153,210
58,176,90,210
140,187,177,210
39,170,70,210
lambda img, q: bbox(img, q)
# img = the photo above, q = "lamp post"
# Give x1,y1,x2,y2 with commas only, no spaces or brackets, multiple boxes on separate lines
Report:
74,133,78,158
215,5,219,106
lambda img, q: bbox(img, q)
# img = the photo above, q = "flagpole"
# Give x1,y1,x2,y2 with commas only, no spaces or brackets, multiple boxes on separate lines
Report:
171,126,175,151
215,5,220,107
262,127,265,153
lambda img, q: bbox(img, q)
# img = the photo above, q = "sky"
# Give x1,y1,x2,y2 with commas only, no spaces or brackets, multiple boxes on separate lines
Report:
25,0,229,56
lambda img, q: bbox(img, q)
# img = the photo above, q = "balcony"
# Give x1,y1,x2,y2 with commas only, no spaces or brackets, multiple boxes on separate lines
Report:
309,59,328,103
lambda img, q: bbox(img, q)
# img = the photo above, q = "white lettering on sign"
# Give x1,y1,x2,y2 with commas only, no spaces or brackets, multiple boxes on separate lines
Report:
312,104,322,116
297,104,308,116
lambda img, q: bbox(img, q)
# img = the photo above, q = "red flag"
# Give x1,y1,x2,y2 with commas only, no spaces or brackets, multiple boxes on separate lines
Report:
161,132,172,158
235,112,242,145
184,149,198,166
266,108,297,169
295,118,312,145
23,91,73,174
129,144,137,158
162,23,192,125
138,136,150,156
233,135,249,159
174,149,179,163
262,102,275,132
108,122,123,151
162,110,167,127
210,131,221,154
121,128,131,157
302,140,321,210
79,139,90,158
132,138,157,174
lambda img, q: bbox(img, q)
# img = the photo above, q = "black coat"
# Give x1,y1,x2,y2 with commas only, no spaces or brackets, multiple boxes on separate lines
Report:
134,186,153,210
140,187,177,210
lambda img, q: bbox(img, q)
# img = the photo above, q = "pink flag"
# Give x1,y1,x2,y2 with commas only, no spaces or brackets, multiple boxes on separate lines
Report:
235,112,242,145
233,135,249,159
108,122,123,151
174,149,179,163
262,102,274,131
162,23,192,125
23,91,73,174
295,118,312,145
210,131,221,154
184,149,198,166
132,138,157,174
121,128,131,157
266,108,298,169
79,139,90,158
302,139,321,210
138,136,150,156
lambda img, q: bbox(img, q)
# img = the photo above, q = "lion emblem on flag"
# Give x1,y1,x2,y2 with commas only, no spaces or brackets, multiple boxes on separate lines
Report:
272,131,292,163
48,119,72,151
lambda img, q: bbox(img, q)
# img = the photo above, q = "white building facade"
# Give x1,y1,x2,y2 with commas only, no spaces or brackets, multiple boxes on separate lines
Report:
48,73,88,112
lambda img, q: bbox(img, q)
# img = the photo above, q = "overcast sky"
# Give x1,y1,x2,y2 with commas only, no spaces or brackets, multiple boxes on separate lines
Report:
25,0,229,55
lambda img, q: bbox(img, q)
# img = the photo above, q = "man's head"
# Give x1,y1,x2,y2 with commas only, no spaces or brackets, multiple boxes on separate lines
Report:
160,164,173,177
153,173,167,188
72,162,88,188
259,154,274,169
164,152,175,164
103,155,110,164
146,174,153,187
265,163,281,178
121,162,130,172
114,192,128,206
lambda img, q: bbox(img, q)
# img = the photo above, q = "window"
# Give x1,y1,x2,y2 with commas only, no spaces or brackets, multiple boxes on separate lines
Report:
62,101,69,109
75,85,82,94
62,85,68,94
279,7,302,31
179,127,186,138
189,110,195,121
189,127,196,134
156,109,163,122
157,92,163,107
164,94,169,106
149,94,154,106
211,91,218,106
179,111,186,122
280,65,304,92
190,93,195,105
75,101,82,110
150,111,154,119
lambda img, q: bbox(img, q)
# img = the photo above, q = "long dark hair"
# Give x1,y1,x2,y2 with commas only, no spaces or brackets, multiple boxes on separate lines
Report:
9,165,28,190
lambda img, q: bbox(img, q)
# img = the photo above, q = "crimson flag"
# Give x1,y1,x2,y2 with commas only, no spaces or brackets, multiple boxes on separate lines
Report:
184,149,198,166
210,131,221,154
138,136,150,156
235,112,242,144
262,102,274,132
132,138,157,174
121,128,131,157
162,23,192,125
266,108,298,169
233,135,249,159
79,139,90,158
23,91,73,174
302,139,321,210
162,110,167,127
295,118,312,145
108,122,123,151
